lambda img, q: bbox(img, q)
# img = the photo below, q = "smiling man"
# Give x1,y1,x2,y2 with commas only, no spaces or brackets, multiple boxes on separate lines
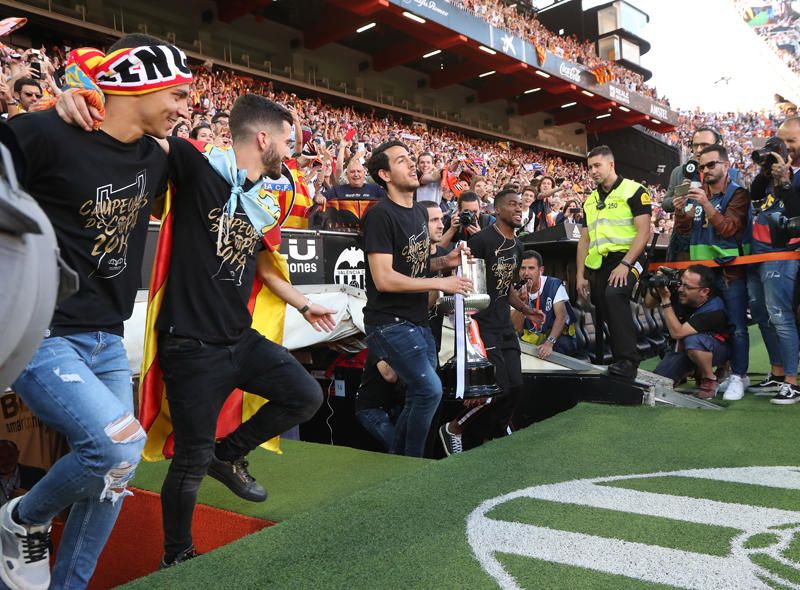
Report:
363,141,472,457
1,34,192,590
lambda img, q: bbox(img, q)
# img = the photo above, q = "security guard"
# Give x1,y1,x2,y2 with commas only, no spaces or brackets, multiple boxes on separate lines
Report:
576,145,652,379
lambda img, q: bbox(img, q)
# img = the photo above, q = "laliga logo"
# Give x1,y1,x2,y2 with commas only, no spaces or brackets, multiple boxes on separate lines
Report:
468,466,800,589
558,62,583,83
334,246,365,290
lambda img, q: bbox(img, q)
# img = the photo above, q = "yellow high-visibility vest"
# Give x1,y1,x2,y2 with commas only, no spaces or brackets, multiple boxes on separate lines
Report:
582,178,644,269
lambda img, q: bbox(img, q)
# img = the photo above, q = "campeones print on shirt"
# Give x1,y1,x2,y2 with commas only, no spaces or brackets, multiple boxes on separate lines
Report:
492,253,519,297
402,224,430,278
208,208,260,286
79,170,148,279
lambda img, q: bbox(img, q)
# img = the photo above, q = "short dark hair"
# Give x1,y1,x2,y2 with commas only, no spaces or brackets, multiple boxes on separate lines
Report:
521,185,537,195
14,77,40,93
418,200,440,211
685,264,715,290
367,140,408,190
189,123,211,139
699,144,729,161
522,250,543,266
212,111,230,124
494,188,518,208
693,126,721,145
418,151,434,162
539,175,555,187
109,33,166,52
229,94,293,143
457,191,480,209
587,145,614,160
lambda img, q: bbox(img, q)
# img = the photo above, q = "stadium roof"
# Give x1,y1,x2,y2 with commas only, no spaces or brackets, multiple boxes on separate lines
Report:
220,0,678,134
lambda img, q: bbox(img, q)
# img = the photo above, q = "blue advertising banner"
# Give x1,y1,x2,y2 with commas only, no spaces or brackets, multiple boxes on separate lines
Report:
388,0,678,126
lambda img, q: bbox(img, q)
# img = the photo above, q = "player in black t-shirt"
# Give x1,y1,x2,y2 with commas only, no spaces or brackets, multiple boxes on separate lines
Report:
363,141,472,457
147,96,337,567
2,35,191,590
439,189,543,455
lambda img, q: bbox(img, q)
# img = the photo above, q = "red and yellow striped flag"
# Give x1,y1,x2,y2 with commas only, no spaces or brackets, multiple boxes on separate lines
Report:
139,158,287,461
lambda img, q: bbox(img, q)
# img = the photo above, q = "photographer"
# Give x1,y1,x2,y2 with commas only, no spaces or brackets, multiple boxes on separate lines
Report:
747,116,800,404
646,265,731,400
555,198,584,226
672,145,752,401
439,191,493,248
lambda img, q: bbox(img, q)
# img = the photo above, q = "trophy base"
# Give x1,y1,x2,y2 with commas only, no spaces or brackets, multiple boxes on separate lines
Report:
439,357,502,400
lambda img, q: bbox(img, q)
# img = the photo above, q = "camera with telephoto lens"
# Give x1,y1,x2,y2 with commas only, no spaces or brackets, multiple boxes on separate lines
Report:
752,136,788,169
766,212,800,249
640,266,682,291
458,209,477,227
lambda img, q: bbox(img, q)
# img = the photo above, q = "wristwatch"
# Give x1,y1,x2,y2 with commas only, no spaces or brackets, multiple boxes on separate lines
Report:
297,298,312,315
661,302,672,309
546,336,557,345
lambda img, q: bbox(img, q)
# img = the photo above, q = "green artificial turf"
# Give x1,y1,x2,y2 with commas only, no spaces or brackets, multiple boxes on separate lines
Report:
121,395,800,590
131,439,427,522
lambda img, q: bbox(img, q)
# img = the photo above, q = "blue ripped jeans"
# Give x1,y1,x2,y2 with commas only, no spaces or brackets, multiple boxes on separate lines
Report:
365,320,441,458
11,332,145,590
748,260,800,377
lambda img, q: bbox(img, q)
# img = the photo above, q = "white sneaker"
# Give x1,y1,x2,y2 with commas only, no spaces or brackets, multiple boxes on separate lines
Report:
0,497,51,590
717,375,731,393
722,374,746,401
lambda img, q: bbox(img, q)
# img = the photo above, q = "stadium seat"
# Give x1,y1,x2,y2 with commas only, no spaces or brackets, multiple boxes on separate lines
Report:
571,307,591,362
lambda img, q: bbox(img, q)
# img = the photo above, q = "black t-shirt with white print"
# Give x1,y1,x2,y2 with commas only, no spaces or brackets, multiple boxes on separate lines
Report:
8,109,168,336
468,225,524,334
363,199,431,326
155,137,263,344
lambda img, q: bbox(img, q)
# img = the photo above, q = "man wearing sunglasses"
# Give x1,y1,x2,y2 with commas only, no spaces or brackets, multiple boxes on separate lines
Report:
647,265,731,400
6,77,42,119
672,145,752,401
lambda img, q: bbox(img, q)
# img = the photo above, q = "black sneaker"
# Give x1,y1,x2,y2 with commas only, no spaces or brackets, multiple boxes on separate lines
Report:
751,374,785,396
207,456,267,502
160,545,199,569
770,382,800,405
438,424,463,457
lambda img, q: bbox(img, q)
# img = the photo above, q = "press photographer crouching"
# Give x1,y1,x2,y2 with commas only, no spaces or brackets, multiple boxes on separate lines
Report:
645,265,731,400
439,191,493,248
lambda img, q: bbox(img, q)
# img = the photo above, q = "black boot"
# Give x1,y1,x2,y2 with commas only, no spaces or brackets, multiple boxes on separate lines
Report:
607,359,639,380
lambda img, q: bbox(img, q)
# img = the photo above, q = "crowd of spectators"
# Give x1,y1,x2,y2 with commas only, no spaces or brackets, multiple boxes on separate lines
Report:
735,0,800,74
3,36,797,241
446,0,667,102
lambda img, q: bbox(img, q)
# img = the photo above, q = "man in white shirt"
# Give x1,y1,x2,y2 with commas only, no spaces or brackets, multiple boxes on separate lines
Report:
512,250,577,359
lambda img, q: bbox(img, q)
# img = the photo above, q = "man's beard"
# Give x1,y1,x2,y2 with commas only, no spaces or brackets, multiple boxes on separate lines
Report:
262,143,283,180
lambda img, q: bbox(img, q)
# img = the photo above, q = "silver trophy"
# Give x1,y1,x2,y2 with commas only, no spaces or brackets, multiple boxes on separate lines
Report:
436,250,501,399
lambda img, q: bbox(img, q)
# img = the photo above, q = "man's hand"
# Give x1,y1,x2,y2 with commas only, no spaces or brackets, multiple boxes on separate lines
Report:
658,286,671,305
440,274,473,295
526,308,546,326
313,193,327,206
464,221,481,236
443,243,470,269
608,264,630,288
770,152,792,186
56,88,102,131
686,186,709,207
672,194,688,212
577,275,590,300
301,303,337,332
537,340,553,360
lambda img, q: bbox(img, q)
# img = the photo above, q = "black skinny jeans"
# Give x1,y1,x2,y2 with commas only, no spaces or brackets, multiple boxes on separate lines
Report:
157,328,322,557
